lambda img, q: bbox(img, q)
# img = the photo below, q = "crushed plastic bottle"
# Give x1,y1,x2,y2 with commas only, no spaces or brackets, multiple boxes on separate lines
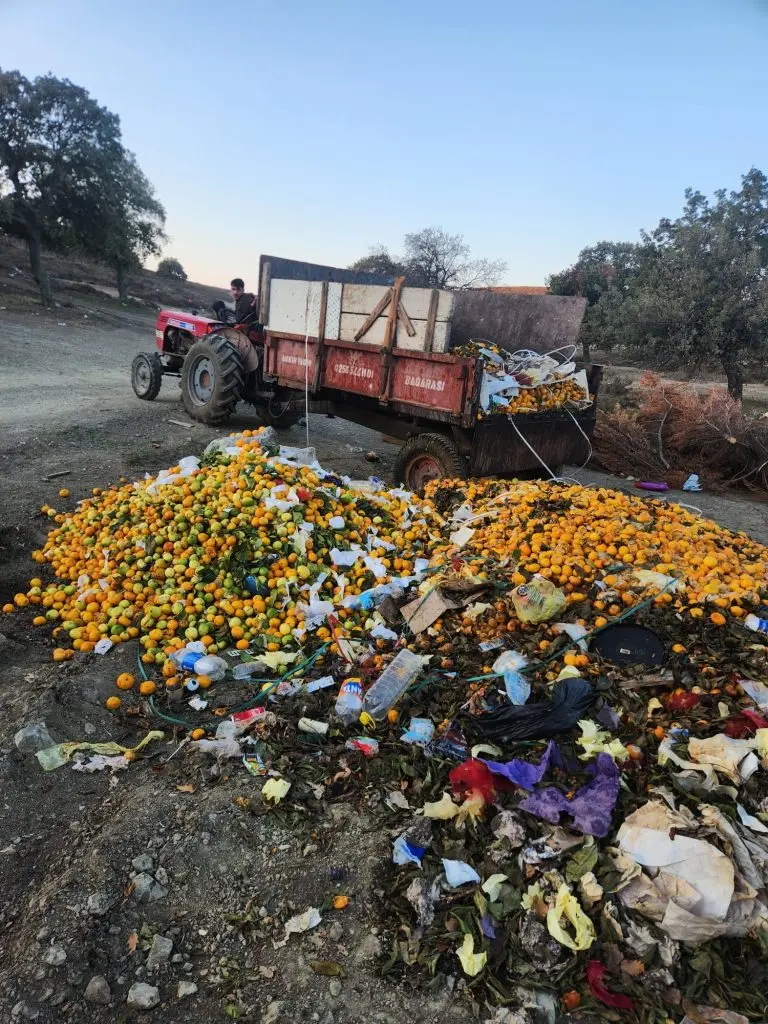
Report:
171,643,227,680
171,641,207,672
335,677,363,725
192,655,228,681
745,614,768,637
232,661,262,680
362,649,425,721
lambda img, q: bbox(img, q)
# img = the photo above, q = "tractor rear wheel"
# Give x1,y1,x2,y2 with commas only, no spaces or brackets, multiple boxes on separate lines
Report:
181,335,245,424
393,432,468,492
131,352,163,401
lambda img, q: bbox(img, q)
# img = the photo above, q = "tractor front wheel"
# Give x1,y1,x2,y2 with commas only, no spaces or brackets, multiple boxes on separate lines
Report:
392,432,468,492
131,352,163,401
181,335,245,424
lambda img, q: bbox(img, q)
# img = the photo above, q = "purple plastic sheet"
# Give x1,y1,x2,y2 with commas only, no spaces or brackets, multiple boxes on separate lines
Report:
518,753,619,838
480,914,496,939
596,705,621,732
481,740,558,790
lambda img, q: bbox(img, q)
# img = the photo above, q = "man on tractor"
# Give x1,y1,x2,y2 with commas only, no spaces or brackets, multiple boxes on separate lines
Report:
230,278,258,322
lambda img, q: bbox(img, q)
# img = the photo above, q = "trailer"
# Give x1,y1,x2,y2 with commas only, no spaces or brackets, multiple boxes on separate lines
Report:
258,259,600,489
135,256,599,490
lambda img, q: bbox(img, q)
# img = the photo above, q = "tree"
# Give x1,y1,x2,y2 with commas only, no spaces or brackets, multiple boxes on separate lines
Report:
548,241,643,360
350,227,506,289
600,170,768,399
157,257,187,281
0,69,125,304
349,245,406,278
69,152,166,300
403,227,506,289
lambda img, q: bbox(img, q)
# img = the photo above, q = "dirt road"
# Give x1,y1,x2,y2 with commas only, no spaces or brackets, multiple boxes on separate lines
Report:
1,311,767,1024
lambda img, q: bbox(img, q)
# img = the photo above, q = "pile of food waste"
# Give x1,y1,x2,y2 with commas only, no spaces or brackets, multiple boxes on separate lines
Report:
6,431,768,1023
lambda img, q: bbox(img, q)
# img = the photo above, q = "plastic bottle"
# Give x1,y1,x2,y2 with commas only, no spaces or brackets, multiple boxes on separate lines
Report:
745,614,768,636
334,677,363,725
192,655,228,681
362,649,424,721
232,662,261,680
171,641,206,672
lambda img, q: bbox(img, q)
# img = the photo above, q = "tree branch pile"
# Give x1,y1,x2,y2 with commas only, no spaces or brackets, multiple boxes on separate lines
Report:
593,372,768,493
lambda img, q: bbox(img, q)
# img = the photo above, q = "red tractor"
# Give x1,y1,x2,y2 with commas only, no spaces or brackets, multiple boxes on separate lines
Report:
131,301,299,426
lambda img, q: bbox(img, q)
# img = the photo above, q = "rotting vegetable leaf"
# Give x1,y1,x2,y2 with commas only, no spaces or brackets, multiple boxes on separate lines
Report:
565,839,598,883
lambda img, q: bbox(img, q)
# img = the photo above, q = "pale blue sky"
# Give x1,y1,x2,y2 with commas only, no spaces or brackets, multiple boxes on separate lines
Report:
2,0,767,287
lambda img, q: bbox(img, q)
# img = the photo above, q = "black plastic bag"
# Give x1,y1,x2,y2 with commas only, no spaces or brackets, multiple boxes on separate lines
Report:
462,677,595,745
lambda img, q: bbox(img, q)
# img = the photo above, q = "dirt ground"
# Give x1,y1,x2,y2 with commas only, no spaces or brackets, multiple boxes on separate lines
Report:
1,307,767,1024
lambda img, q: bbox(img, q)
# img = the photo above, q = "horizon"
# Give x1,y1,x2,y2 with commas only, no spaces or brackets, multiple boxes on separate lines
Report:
2,0,767,290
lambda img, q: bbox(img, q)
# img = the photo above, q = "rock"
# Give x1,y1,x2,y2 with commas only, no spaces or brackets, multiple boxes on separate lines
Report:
262,1000,285,1024
177,980,198,1000
328,922,343,942
44,946,67,967
131,853,155,873
353,933,382,963
35,927,51,943
259,966,275,980
13,1001,40,1020
146,934,173,971
14,723,54,754
365,451,379,463
171,954,184,964
329,979,342,998
84,976,111,1005
86,892,113,917
126,982,160,1010
154,866,169,886
132,873,168,903
486,1011,534,1024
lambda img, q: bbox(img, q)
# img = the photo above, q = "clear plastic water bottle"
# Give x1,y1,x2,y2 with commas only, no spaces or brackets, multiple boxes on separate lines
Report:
335,677,363,725
745,614,768,636
362,649,424,721
172,641,206,672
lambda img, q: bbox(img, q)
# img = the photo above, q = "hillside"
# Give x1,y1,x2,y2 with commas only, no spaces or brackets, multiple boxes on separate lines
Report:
0,236,228,314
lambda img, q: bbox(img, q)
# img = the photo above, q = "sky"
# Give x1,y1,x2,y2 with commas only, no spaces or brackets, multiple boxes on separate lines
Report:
2,0,768,287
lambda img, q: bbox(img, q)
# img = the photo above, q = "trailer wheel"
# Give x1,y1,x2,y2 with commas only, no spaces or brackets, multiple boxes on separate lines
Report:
181,335,245,424
263,389,301,429
131,352,163,401
393,433,468,491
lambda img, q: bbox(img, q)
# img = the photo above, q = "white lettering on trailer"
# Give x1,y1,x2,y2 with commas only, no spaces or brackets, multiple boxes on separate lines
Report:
281,354,312,368
168,318,195,331
332,363,374,379
155,330,164,340
404,375,445,392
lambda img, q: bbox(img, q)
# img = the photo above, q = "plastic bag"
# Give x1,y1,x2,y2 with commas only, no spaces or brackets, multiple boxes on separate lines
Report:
511,576,566,624
464,677,595,745
400,718,435,746
492,650,531,704
457,933,487,976
546,884,596,951
442,859,481,887
586,960,635,1011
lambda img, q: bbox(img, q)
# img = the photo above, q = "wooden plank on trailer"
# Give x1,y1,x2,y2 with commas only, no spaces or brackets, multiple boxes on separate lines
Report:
260,261,272,326
382,277,404,352
353,286,393,341
339,313,450,351
424,289,439,353
397,301,417,337
341,284,454,321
